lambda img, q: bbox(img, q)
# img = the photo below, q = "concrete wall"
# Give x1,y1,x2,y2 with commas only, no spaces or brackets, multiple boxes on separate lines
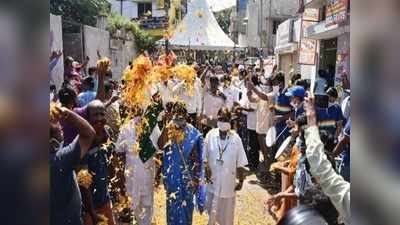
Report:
83,25,110,70
109,39,137,81
246,0,260,48
265,0,299,19
83,25,137,81
50,14,64,90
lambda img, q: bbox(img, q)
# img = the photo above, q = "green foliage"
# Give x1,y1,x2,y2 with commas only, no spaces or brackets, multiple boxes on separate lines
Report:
214,8,232,35
106,13,156,52
50,0,110,26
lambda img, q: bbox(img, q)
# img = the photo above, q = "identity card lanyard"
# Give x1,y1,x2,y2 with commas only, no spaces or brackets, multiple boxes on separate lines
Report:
217,135,230,166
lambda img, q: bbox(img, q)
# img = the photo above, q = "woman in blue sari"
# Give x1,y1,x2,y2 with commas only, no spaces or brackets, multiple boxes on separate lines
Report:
158,101,206,225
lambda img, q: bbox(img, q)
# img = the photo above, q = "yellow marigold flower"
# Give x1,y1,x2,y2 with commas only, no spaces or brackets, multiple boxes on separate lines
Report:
77,169,92,189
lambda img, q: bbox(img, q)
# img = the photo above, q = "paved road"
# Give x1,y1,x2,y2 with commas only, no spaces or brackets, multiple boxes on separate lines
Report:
118,173,278,225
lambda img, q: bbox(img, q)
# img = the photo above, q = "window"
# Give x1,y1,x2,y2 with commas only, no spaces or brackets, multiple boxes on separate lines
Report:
320,6,326,21
272,20,280,35
138,2,152,18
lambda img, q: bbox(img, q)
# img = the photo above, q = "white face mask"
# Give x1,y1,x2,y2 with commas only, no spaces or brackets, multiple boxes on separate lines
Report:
328,102,336,107
217,121,231,132
290,99,302,109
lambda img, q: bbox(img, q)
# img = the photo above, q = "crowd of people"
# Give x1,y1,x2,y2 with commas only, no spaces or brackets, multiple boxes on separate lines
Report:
49,50,350,225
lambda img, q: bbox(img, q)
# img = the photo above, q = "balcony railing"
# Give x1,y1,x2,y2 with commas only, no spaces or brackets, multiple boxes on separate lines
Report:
137,16,168,30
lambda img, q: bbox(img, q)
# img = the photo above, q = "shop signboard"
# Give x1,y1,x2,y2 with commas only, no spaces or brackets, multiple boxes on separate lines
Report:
326,0,349,27
303,8,319,22
276,19,293,47
298,21,317,65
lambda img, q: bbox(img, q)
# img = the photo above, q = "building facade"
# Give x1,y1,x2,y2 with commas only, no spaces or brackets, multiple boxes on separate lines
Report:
275,18,302,84
302,0,350,87
231,0,298,56
107,0,170,39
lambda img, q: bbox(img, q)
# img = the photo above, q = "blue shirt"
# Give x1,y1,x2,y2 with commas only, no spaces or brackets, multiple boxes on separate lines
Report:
294,105,305,119
328,103,344,123
275,89,292,131
78,91,96,107
82,146,110,208
50,137,83,225
316,108,337,136
92,76,99,92
342,118,351,166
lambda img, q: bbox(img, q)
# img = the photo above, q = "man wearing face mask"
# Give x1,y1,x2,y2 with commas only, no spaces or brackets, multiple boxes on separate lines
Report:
221,75,240,110
285,86,306,119
158,101,206,225
326,87,345,138
248,72,292,168
114,103,162,225
200,75,226,134
204,107,248,225
81,100,116,225
50,105,96,225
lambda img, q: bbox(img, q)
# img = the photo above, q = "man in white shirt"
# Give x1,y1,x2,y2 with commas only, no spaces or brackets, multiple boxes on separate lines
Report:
115,117,161,225
204,107,248,225
247,75,276,177
239,85,259,172
158,80,175,108
221,75,240,110
200,75,226,133
172,77,203,125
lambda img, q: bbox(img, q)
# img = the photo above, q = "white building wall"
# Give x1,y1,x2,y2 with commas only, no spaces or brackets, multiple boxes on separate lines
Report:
245,0,298,51
246,0,260,48
265,0,299,19
50,14,64,91
108,0,138,19
152,0,166,17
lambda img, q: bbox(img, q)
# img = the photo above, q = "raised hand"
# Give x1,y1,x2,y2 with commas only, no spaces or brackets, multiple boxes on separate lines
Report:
304,91,317,126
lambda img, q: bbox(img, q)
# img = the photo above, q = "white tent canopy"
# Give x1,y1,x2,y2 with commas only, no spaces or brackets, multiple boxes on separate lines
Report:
168,0,236,50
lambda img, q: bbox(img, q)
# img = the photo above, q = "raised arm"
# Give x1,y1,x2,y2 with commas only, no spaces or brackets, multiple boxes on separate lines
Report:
303,93,350,224
58,107,95,158
95,58,110,102
247,80,274,102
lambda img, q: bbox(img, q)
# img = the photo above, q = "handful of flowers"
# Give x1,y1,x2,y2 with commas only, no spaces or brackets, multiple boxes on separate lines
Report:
77,169,93,189
173,64,197,96
49,102,62,123
96,214,108,225
121,55,154,110
97,57,111,74
166,121,185,144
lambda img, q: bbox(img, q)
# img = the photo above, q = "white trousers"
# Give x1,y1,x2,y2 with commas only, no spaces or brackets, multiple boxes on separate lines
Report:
133,194,153,225
206,191,236,225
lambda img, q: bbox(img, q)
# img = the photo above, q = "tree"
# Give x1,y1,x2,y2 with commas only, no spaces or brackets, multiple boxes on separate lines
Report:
106,13,156,53
214,8,232,35
50,0,110,26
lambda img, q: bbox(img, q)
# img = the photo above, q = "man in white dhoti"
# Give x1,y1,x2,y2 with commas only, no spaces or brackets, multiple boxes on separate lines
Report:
204,107,248,225
115,109,161,225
